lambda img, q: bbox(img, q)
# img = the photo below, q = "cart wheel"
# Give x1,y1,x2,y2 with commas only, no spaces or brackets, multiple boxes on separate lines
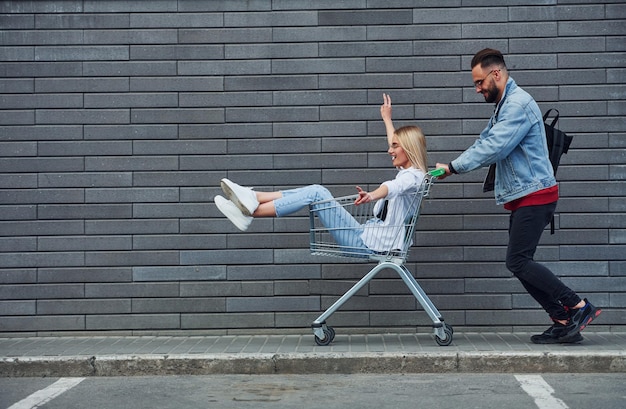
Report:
314,328,333,346
327,326,336,341
435,324,453,346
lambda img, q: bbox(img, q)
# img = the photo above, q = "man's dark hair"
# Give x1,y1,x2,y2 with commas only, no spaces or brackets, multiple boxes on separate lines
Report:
471,48,506,69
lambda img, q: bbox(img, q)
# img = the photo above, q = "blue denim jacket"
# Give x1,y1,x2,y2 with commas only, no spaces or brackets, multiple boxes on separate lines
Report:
451,77,556,205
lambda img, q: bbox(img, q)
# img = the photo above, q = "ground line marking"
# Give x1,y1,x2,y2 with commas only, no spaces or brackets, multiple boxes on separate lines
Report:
515,374,569,409
8,377,85,409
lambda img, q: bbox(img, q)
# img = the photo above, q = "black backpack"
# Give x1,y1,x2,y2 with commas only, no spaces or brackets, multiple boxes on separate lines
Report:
543,109,573,176
482,108,573,233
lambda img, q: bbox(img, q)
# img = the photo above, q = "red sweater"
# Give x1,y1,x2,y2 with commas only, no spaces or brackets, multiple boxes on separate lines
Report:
504,185,559,211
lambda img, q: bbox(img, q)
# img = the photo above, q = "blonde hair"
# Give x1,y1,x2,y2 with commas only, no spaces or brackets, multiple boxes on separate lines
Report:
394,125,428,173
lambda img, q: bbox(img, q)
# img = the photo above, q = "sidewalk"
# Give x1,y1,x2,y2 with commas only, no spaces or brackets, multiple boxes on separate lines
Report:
1,331,625,377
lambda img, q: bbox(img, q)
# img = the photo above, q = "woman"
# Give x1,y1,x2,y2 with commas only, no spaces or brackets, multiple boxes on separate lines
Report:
215,94,429,253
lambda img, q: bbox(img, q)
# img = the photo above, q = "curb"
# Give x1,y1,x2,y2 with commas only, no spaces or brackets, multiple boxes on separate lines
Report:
2,351,625,377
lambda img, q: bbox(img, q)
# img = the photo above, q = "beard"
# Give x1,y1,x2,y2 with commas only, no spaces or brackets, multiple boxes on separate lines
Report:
483,82,499,103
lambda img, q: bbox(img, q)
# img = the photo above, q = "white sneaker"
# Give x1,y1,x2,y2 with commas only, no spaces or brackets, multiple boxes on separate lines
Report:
220,178,259,216
214,195,252,231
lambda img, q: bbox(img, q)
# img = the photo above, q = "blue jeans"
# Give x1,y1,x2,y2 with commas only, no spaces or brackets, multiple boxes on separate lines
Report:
506,202,581,321
275,184,369,253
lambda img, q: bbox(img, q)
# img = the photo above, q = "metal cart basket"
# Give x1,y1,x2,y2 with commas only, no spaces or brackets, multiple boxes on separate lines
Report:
309,170,453,346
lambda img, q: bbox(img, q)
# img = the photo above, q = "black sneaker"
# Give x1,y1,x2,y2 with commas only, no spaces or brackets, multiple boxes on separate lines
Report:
558,298,602,341
531,322,584,344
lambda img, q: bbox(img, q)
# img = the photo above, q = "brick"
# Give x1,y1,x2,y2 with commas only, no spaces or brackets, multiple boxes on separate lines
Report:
82,61,176,76
178,28,272,44
38,141,132,156
0,301,35,315
273,26,365,42
178,0,270,12
83,29,177,44
133,234,225,250
0,78,34,93
0,269,37,284
86,314,180,330
133,266,226,282
367,24,461,41
227,107,319,123
84,93,178,108
320,41,412,57
85,156,178,171
0,110,33,125
0,61,82,77
224,75,317,91
85,282,178,298
0,46,34,61
38,235,131,251
227,296,320,312
182,313,274,329
319,73,413,89
132,203,213,218
133,298,224,313
85,188,179,203
0,14,34,29
36,109,129,125
0,220,84,236
320,9,412,25
0,188,84,204
0,316,85,332
179,60,271,76
83,1,173,13
129,12,223,28
180,91,271,108
36,13,130,29
273,58,364,74
85,251,180,267
130,77,223,92
226,43,317,59
37,299,131,315
84,124,177,140
38,173,132,188
38,267,132,283
0,30,83,45
84,219,178,235
35,46,129,61
130,44,224,60
0,284,84,300
0,252,84,268
181,250,274,265
2,94,83,110
0,141,36,156
131,108,224,124
0,237,36,252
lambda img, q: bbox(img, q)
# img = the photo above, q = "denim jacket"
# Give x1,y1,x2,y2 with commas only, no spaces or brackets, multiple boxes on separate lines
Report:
451,77,556,205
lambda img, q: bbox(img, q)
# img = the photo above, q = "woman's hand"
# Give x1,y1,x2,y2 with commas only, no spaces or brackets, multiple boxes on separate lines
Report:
380,93,392,123
354,186,373,206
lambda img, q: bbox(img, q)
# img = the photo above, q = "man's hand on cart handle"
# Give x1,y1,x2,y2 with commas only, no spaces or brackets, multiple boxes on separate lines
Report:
432,164,451,179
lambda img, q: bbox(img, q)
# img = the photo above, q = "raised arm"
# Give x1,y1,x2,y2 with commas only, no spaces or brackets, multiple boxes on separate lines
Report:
380,93,395,146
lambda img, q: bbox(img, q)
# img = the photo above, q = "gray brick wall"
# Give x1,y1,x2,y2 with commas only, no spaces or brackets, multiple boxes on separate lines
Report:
0,0,624,336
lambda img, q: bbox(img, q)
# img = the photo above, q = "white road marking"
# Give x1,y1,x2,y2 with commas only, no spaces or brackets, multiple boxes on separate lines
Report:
515,375,569,409
8,377,85,409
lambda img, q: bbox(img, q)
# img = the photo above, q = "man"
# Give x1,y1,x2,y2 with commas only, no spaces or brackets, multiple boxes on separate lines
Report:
435,48,601,344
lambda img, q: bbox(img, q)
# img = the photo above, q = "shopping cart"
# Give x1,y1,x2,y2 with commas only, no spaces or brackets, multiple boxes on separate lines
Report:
309,168,453,346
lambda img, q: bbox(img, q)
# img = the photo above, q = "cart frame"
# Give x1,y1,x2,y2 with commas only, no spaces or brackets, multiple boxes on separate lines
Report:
308,171,453,346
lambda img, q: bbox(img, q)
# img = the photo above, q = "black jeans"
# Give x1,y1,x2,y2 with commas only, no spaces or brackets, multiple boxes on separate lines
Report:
506,202,581,321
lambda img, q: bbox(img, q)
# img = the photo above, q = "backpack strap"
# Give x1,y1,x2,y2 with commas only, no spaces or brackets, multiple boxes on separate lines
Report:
543,108,560,235
543,108,559,128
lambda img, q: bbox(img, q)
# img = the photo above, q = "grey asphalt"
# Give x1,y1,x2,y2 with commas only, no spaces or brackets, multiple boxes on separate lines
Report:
1,331,625,377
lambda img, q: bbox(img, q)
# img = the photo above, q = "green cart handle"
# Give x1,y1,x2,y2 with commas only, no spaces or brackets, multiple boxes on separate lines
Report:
428,168,446,177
